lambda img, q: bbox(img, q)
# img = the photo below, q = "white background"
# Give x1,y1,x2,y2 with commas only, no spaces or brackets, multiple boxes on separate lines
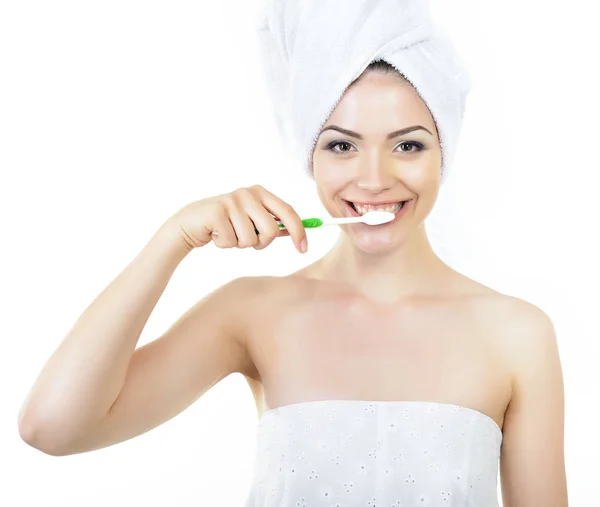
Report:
1,0,598,505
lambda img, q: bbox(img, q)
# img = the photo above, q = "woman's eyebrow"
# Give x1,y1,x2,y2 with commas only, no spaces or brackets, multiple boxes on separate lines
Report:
319,125,433,139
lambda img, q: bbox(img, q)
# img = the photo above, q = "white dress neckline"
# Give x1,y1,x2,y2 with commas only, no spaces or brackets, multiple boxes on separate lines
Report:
260,399,503,438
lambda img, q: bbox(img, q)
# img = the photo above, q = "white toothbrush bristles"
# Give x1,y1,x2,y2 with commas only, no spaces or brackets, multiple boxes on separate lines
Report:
361,210,396,225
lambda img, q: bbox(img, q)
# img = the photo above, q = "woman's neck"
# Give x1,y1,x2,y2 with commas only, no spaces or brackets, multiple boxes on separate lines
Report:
307,225,456,304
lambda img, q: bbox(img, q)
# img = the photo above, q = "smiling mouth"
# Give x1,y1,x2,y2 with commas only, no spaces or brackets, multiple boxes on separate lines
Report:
343,200,410,216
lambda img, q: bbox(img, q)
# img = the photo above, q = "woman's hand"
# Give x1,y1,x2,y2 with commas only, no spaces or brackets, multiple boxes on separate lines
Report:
167,185,308,253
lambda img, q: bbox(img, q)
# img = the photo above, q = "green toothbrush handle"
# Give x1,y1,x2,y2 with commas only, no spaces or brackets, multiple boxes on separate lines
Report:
253,217,324,233
283,218,324,229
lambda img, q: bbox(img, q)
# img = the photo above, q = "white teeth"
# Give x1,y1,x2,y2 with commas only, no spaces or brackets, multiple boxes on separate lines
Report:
352,202,404,216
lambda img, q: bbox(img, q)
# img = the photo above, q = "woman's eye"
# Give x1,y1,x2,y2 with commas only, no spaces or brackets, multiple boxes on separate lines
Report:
327,141,355,154
397,141,424,153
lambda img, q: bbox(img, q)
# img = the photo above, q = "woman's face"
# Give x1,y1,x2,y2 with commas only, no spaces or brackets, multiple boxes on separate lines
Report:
312,71,442,254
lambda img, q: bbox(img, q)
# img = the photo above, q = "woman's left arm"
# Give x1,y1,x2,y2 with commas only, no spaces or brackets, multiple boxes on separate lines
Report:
499,303,568,507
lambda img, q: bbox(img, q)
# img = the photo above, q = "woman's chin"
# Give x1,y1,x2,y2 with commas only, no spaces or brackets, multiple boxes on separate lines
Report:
347,229,400,254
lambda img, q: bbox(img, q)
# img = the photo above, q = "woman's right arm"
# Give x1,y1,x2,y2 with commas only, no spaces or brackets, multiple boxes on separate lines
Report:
17,186,306,456
17,220,248,456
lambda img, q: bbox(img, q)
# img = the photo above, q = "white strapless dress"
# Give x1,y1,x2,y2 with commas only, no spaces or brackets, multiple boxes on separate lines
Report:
243,400,503,507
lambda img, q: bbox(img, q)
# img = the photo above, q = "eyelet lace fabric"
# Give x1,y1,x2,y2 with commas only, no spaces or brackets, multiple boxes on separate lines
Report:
243,400,502,507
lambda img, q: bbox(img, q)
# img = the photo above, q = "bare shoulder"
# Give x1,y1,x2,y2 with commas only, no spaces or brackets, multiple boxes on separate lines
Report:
225,273,308,307
221,273,307,368
456,275,553,327
455,275,557,357
494,294,559,365
464,278,560,393
473,283,555,337
219,275,284,328
228,273,316,334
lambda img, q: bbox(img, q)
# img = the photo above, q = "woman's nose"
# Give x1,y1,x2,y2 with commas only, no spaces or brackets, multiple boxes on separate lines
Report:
356,156,396,192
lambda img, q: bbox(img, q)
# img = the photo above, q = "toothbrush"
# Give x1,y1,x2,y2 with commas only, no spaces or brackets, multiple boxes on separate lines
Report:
275,210,395,231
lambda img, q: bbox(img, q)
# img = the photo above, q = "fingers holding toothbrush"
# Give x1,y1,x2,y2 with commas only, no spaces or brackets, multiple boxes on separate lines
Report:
165,185,307,253
250,186,306,251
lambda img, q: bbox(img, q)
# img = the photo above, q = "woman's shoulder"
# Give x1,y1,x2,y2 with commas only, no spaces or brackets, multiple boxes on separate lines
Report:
222,273,316,309
449,274,552,336
463,278,556,365
463,277,550,321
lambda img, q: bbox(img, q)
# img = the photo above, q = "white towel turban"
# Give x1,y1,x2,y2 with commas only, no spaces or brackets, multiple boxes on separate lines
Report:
255,0,471,185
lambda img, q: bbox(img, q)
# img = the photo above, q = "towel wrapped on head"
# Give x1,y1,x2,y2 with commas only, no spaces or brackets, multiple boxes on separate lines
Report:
255,0,471,185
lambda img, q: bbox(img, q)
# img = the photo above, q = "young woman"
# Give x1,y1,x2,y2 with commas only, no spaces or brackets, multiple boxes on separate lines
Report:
18,5,568,507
